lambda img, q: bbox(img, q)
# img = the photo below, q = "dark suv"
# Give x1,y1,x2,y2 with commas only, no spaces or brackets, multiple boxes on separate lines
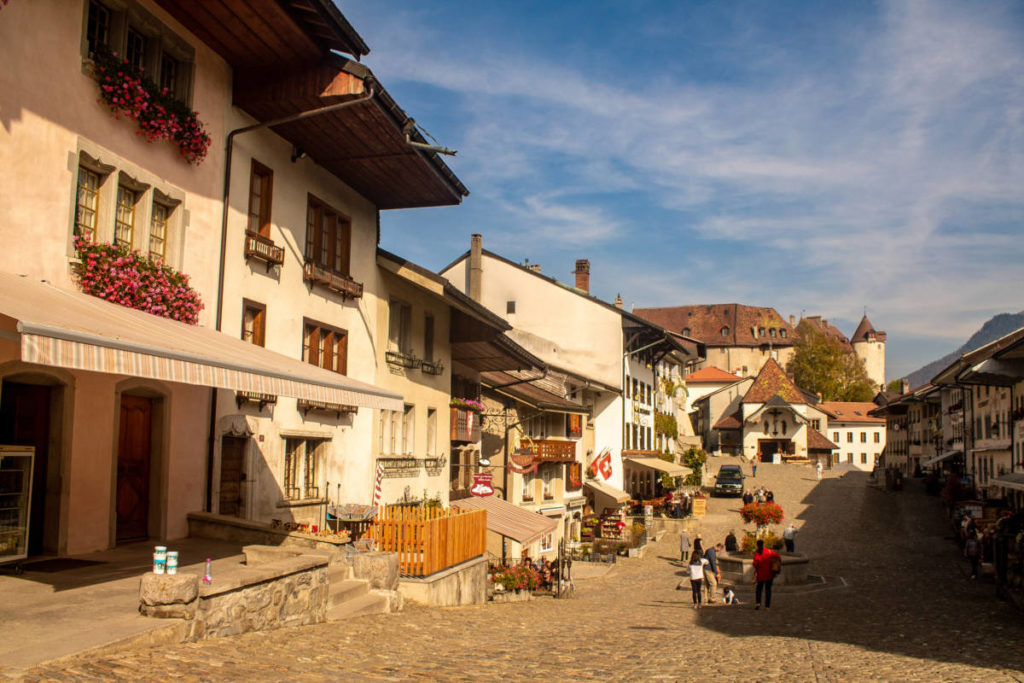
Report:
713,465,745,497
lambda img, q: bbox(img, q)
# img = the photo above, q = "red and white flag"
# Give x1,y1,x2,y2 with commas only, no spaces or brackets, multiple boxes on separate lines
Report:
371,461,385,507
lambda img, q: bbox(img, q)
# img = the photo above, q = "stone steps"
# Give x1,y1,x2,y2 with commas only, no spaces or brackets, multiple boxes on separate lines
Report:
326,590,389,621
328,578,370,608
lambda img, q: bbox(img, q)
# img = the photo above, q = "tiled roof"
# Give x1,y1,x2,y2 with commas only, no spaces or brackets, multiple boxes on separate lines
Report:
741,358,806,404
817,401,886,423
684,367,742,384
713,411,743,430
634,304,795,348
852,315,887,343
806,429,839,451
803,316,852,351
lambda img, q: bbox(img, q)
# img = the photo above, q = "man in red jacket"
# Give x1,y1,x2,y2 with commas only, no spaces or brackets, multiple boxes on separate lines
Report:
751,539,780,609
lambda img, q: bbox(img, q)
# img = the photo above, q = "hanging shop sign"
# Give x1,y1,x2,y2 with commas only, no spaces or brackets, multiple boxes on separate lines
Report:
471,473,495,497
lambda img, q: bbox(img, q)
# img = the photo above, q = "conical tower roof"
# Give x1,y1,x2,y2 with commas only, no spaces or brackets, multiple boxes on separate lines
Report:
852,315,884,342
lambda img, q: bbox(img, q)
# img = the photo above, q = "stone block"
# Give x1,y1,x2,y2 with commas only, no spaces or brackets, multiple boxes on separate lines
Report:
139,573,199,606
351,552,400,591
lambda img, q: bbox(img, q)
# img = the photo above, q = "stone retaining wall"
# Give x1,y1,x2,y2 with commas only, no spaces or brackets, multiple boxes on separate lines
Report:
399,555,487,606
140,555,329,642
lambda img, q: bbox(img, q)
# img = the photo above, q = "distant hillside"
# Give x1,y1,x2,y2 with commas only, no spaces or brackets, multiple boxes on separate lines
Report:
905,311,1024,389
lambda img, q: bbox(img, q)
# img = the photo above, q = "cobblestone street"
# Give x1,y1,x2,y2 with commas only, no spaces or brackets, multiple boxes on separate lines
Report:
11,464,1024,682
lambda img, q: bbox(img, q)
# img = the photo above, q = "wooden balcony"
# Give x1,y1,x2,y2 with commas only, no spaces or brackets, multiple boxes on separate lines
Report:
450,406,481,443
244,231,285,269
297,399,358,418
519,438,576,462
303,261,363,299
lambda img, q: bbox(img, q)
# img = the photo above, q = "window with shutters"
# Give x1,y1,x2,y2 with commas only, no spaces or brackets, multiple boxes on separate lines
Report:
242,301,266,347
302,319,347,374
305,195,351,276
248,161,273,237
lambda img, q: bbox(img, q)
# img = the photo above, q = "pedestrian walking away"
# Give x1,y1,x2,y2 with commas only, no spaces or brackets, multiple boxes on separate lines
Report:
816,461,823,480
693,534,704,556
704,543,722,602
724,529,738,553
783,523,798,553
965,532,982,579
688,550,708,608
752,539,780,609
679,529,691,563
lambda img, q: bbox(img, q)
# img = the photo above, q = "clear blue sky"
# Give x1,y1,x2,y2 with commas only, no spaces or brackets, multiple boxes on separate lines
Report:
342,0,1024,381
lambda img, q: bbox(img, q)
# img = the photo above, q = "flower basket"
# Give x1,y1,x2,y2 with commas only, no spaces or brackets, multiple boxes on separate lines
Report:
450,397,485,413
739,502,785,527
73,236,203,324
91,48,211,165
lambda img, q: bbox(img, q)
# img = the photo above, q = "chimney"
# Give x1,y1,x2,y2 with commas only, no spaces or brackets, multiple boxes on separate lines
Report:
614,294,623,309
469,234,482,302
901,379,910,395
574,259,590,293
789,314,795,326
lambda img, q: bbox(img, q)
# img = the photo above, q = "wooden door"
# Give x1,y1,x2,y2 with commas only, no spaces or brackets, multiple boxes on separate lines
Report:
116,395,152,544
0,383,51,556
219,436,247,517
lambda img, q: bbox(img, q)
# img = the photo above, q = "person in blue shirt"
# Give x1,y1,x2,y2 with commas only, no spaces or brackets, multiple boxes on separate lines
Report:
704,543,721,602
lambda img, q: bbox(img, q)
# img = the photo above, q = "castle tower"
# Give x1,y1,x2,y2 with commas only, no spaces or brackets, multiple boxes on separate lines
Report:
851,315,886,389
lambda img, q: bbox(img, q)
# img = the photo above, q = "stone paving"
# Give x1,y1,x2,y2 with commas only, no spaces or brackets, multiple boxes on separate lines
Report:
8,461,1024,682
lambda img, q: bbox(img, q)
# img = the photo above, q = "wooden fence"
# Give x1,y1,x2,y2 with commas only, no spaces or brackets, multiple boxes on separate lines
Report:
368,505,487,577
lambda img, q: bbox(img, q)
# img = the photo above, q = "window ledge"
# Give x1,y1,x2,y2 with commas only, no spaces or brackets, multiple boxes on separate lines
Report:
276,497,325,508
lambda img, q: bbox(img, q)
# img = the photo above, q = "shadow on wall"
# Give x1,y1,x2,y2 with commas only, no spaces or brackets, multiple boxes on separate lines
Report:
697,472,1024,672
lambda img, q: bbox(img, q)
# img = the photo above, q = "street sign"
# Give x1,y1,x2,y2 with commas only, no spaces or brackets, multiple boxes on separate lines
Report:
471,473,494,497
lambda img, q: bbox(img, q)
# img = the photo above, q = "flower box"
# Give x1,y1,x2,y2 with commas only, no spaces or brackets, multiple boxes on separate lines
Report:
244,231,285,269
303,261,363,298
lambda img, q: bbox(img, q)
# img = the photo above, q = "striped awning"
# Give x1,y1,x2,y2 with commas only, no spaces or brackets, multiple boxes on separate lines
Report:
623,457,687,477
0,273,402,411
452,495,558,546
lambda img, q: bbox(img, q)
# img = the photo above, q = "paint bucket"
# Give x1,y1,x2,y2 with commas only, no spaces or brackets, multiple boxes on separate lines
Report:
166,551,178,575
154,545,167,561
153,554,166,574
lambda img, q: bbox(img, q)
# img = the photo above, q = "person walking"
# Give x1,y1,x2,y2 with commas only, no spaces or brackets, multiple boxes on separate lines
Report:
742,490,753,506
680,529,692,563
704,543,722,602
752,539,780,610
724,530,738,553
693,534,704,556
783,523,798,553
816,461,823,480
965,532,982,579
752,456,759,479
688,550,709,609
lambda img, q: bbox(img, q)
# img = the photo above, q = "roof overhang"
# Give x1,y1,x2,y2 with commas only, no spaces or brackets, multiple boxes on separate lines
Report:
452,496,558,546
481,371,587,415
233,56,467,208
155,0,370,66
922,450,962,467
0,274,402,411
954,358,1024,386
992,473,1024,492
583,481,631,508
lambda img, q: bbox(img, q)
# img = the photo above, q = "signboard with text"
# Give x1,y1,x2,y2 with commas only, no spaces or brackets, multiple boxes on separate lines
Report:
471,473,494,497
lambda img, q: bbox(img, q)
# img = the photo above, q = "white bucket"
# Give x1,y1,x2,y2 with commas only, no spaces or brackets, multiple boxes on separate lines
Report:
166,551,178,575
153,554,166,574
154,545,167,561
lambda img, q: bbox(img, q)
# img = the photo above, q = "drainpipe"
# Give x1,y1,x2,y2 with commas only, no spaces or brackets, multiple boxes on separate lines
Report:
204,83,376,512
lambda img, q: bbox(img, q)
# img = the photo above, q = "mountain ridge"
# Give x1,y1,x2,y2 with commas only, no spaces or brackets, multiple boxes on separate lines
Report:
904,311,1024,389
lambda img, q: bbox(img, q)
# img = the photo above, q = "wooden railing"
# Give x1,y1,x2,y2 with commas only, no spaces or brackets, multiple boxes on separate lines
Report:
244,231,285,267
450,407,481,442
303,261,363,298
368,505,486,577
520,438,576,461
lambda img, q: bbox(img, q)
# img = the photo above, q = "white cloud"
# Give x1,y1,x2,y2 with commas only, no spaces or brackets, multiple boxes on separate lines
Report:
357,0,1024,355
